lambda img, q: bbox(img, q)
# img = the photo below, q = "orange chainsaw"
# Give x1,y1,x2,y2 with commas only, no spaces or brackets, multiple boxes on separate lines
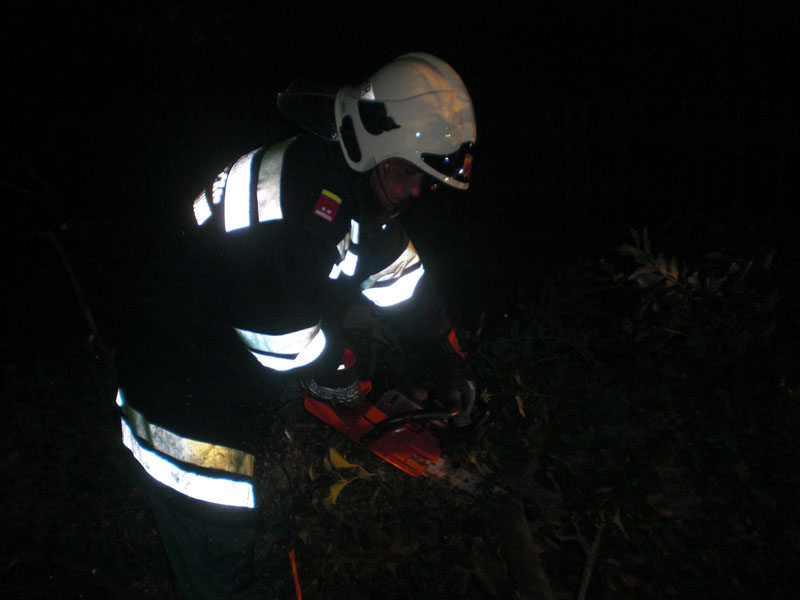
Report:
303,375,499,497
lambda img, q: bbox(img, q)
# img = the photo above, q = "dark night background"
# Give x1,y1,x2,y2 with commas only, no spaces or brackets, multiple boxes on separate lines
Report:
5,1,798,345
3,2,799,598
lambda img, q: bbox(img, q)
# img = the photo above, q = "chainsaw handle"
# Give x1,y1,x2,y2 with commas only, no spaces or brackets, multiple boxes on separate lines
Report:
360,407,462,445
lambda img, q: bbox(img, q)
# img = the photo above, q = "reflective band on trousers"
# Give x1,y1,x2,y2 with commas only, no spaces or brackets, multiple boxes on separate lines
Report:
235,323,327,371
117,391,254,476
121,419,255,508
116,390,255,508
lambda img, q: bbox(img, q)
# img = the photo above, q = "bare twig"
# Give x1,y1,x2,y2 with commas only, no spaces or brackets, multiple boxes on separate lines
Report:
44,229,114,362
4,146,114,362
576,519,606,600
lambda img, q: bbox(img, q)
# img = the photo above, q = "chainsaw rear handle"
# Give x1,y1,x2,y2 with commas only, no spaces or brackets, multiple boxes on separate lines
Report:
360,406,462,445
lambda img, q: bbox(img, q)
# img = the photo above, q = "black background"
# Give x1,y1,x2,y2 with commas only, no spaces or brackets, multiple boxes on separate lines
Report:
3,4,799,596
5,2,798,353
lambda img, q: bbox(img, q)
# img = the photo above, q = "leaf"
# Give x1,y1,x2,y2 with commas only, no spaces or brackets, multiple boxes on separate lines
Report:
629,266,656,283
656,253,668,276
324,478,356,506
469,452,494,476
618,244,650,265
327,447,357,470
611,508,628,539
668,257,679,280
634,272,664,288
516,394,526,418
309,464,319,481
324,447,376,479
629,228,641,248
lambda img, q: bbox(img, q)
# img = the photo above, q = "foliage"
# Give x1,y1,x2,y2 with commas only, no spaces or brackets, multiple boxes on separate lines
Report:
464,228,799,598
1,346,173,598
5,228,797,599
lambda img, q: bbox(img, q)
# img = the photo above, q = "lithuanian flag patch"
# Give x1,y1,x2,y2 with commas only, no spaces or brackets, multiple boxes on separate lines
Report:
313,189,342,223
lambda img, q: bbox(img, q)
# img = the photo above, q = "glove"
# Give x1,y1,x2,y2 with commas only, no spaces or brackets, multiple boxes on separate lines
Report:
416,330,475,427
308,349,361,408
442,378,476,428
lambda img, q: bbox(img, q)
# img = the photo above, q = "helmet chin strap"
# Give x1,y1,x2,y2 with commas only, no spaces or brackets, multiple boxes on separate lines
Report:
376,162,402,219
362,164,396,222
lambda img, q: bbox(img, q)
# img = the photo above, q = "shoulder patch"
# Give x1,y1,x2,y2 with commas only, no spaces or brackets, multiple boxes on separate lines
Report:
313,189,342,223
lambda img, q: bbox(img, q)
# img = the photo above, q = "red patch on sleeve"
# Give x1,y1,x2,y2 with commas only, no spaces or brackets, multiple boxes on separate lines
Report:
313,189,342,223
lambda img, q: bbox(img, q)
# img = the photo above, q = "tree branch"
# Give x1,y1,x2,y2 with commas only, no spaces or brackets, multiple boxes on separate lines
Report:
576,520,606,600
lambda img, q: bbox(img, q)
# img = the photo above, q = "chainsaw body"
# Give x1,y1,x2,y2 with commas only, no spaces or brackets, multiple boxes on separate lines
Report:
303,383,443,477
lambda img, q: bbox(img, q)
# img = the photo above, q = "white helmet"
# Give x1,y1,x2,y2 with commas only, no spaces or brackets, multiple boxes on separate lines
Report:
335,52,476,190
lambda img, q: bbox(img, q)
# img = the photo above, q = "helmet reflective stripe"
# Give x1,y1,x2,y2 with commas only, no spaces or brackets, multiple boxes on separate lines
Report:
328,219,361,280
121,418,255,508
118,397,255,476
235,323,327,372
335,53,476,190
192,139,291,230
360,241,425,307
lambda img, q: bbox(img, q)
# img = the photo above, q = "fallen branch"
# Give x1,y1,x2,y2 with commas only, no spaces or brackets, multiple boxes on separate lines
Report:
494,495,555,600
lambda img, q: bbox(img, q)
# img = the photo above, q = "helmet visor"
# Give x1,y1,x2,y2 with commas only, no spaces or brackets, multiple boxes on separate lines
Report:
421,142,474,185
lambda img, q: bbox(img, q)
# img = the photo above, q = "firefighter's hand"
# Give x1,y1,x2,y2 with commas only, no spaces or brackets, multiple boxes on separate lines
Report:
442,378,476,428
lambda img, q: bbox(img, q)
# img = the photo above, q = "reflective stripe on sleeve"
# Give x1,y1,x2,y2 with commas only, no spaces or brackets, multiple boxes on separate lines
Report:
328,250,358,279
256,137,293,223
192,140,290,229
235,323,327,372
361,266,425,307
224,149,260,232
193,191,212,226
360,241,426,307
328,219,360,280
211,170,227,205
121,418,255,508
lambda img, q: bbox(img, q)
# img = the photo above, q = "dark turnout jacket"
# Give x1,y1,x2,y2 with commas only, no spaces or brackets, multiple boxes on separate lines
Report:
116,133,453,465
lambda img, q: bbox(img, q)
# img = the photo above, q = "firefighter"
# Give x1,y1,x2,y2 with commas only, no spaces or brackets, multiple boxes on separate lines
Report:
115,52,476,598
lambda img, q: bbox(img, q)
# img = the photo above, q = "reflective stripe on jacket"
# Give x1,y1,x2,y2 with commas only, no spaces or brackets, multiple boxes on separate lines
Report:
189,136,429,373
116,134,449,503
117,389,256,508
